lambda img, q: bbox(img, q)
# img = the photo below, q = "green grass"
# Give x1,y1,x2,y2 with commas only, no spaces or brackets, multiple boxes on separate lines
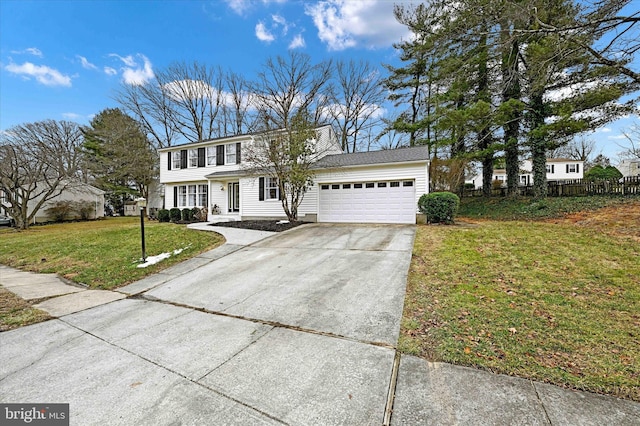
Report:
0,217,224,289
459,195,634,220
401,220,640,401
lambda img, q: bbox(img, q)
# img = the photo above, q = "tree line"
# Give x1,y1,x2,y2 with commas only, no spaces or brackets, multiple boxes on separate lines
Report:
1,1,638,228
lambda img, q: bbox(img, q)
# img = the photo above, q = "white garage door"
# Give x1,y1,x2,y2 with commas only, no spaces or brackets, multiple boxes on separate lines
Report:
318,180,416,224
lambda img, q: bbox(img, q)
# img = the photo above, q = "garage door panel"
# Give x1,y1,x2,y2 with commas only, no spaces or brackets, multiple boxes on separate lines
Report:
318,180,416,224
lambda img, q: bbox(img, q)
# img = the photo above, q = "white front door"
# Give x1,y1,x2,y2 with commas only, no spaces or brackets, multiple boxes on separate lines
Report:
318,180,416,224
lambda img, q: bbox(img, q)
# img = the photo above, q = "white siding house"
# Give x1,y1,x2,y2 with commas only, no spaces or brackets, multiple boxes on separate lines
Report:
618,159,640,178
159,125,430,224
467,158,584,189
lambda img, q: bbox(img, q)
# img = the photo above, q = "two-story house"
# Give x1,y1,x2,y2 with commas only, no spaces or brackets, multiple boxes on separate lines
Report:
467,158,584,189
159,125,430,224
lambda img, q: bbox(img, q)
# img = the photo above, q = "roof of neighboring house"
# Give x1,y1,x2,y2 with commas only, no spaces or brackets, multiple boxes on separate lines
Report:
204,145,431,179
546,158,583,163
158,124,335,151
313,145,431,169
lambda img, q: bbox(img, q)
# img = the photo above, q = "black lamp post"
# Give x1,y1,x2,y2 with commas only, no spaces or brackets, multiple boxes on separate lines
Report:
136,197,147,262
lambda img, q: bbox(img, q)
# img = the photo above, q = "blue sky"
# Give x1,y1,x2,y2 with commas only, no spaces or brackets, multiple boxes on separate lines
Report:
1,0,637,161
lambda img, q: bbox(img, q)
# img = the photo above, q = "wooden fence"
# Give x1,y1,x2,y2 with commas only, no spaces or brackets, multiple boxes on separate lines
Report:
463,176,640,197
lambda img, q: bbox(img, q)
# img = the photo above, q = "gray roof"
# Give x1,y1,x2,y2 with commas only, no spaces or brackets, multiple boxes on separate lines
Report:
313,145,430,169
204,146,430,179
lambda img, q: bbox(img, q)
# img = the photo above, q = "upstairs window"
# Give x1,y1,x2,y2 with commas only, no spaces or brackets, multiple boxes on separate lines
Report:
188,149,198,168
172,152,182,169
207,147,216,166
226,143,236,164
567,164,580,173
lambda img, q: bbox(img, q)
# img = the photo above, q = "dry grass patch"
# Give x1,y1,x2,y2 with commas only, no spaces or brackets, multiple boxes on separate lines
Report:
402,216,640,401
0,287,51,331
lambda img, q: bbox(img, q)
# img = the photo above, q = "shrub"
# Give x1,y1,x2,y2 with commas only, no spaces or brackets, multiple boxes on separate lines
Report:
181,208,193,222
75,201,94,220
418,192,460,224
492,179,504,189
46,201,75,222
169,208,182,222
158,209,170,222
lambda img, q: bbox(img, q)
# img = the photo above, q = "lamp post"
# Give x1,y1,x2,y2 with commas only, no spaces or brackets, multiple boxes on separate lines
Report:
136,197,147,262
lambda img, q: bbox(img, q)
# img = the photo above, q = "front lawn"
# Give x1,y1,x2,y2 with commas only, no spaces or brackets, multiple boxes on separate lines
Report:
401,207,640,401
0,217,224,290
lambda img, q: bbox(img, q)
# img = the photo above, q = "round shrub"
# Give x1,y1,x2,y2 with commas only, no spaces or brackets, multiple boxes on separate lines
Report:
169,208,182,222
157,209,170,223
418,192,460,224
181,208,193,222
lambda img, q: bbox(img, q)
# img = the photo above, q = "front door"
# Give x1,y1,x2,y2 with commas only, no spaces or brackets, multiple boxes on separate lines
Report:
228,182,240,213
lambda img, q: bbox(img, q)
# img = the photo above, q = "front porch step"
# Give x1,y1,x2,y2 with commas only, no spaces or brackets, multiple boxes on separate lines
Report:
209,215,239,223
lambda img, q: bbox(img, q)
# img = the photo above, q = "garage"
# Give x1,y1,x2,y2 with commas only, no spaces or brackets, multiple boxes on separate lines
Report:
318,180,416,224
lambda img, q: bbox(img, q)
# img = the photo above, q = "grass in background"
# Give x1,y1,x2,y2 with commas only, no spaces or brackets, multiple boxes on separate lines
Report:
401,219,640,401
458,195,633,220
0,217,224,289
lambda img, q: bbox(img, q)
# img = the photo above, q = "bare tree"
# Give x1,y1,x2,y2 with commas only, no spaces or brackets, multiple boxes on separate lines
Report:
620,122,640,159
242,113,330,221
329,60,386,153
0,120,83,229
251,51,333,129
550,136,596,162
117,62,249,147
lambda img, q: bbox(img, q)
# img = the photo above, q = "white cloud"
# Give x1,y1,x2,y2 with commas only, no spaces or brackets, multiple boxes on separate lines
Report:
305,0,410,51
109,53,137,67
11,47,43,57
607,134,627,140
77,55,97,70
62,112,81,119
289,34,306,49
226,0,251,15
5,62,72,87
598,127,612,133
109,53,154,85
255,21,275,42
121,55,154,85
272,14,289,35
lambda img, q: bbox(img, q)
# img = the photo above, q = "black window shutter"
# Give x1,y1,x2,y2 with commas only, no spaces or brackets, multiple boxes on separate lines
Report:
236,143,241,164
566,164,569,173
259,177,265,201
173,187,178,208
168,152,172,170
197,147,205,167
551,165,554,173
216,145,224,166
180,150,187,169
576,164,580,173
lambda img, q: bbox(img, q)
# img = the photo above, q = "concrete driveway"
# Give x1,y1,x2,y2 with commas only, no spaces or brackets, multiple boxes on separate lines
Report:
145,223,415,346
1,224,415,425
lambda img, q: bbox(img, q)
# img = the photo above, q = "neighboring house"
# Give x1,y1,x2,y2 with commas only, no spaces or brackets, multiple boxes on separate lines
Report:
1,181,105,224
617,159,640,178
467,158,584,189
159,125,430,224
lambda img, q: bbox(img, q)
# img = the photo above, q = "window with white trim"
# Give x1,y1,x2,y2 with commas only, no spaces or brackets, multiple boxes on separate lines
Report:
188,185,197,206
225,143,236,164
172,152,181,169
176,185,208,207
567,164,579,173
546,164,555,174
178,186,187,207
198,184,208,206
188,149,198,168
207,147,216,166
265,177,279,200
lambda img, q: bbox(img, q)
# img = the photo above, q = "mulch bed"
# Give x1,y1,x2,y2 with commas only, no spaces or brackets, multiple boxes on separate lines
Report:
209,220,309,232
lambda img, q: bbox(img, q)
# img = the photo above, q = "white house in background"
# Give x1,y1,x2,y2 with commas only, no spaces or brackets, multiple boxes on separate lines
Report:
158,125,430,224
467,158,584,188
0,181,105,224
617,159,640,177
